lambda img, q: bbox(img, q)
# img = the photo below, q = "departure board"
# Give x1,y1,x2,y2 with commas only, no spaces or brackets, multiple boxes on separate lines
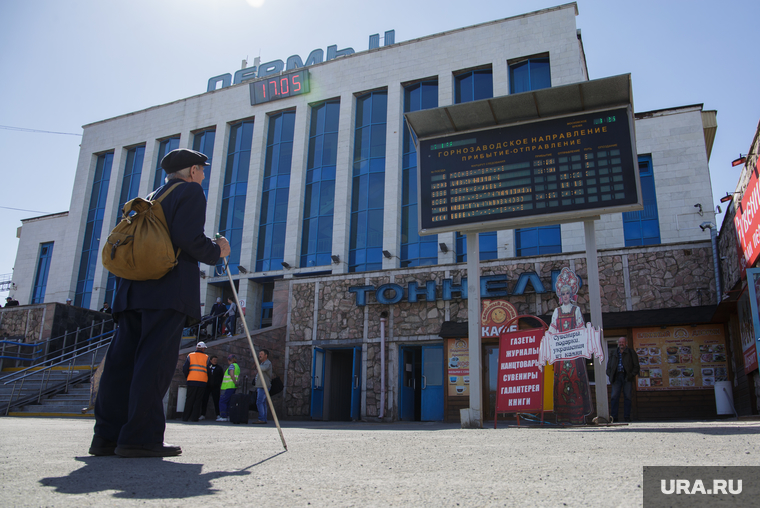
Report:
417,107,641,235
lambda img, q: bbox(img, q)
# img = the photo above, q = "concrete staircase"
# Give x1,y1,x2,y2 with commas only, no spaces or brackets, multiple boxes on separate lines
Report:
1,354,104,418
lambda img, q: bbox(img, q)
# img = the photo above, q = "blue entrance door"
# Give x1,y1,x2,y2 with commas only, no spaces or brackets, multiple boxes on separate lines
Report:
350,347,362,420
310,347,325,420
400,347,416,421
421,345,444,421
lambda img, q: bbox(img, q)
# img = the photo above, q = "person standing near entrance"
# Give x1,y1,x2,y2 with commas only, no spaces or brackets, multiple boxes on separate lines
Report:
182,342,209,422
89,148,230,458
202,355,224,419
253,349,272,424
606,336,640,422
217,354,240,422
224,297,237,336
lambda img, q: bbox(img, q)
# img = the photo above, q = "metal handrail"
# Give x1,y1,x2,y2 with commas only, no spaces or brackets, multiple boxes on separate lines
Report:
0,318,114,366
1,332,114,385
2,335,113,415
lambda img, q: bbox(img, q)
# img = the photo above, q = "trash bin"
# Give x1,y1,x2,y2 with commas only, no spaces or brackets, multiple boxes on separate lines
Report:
714,380,735,416
177,385,187,414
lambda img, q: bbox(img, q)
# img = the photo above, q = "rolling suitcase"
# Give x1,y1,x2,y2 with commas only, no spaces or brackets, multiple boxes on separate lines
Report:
229,375,249,424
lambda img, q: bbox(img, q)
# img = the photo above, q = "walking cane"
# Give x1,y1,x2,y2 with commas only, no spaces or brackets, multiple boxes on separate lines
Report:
217,246,287,452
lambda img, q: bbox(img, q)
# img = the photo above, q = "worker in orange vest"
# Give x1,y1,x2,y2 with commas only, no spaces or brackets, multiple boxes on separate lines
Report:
182,342,209,421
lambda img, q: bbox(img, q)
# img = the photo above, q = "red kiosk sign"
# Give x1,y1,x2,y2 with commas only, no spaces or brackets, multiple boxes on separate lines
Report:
495,327,545,426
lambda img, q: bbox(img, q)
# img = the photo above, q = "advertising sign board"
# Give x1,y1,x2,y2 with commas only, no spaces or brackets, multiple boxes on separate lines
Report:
632,325,728,390
734,161,760,268
744,268,760,373
495,329,544,414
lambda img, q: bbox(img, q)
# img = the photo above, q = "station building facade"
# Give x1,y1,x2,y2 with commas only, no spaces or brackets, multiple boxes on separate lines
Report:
12,3,733,421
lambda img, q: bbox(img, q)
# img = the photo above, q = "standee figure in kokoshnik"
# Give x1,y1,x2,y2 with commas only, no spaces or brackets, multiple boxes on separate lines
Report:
548,267,593,424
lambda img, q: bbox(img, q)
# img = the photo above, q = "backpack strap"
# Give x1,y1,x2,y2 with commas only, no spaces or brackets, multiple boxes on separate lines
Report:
147,180,185,259
147,179,184,203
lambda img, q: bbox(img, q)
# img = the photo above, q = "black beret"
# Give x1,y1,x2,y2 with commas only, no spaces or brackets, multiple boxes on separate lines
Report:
160,148,210,173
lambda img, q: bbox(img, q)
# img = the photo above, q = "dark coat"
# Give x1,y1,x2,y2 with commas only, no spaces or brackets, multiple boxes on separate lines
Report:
606,347,641,382
112,180,220,322
207,363,224,389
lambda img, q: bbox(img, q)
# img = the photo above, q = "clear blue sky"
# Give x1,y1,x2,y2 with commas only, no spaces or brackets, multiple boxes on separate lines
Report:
1,0,758,295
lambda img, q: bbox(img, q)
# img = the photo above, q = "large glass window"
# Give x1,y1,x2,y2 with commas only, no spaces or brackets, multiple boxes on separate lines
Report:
349,91,387,272
31,242,54,304
624,155,661,246
105,145,145,305
75,152,113,308
509,57,551,94
301,101,339,268
515,225,562,257
511,57,557,257
454,69,496,262
193,129,216,198
257,111,295,272
153,137,180,191
402,80,438,268
217,120,254,275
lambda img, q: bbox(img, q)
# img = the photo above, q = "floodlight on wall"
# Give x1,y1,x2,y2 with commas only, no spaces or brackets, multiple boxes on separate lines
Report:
281,261,291,269
382,250,392,259
720,193,737,204
439,243,448,253
331,255,340,264
732,154,747,167
237,265,248,274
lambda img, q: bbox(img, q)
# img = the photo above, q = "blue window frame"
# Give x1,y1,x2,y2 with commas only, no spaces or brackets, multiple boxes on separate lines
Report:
349,91,387,272
623,155,661,246
454,69,493,103
105,145,145,305
454,69,496,262
509,57,551,94
193,129,216,198
301,101,339,268
153,137,180,191
402,80,438,268
75,152,113,308
217,120,254,275
31,242,54,304
515,225,562,257
257,111,295,272
510,57,557,257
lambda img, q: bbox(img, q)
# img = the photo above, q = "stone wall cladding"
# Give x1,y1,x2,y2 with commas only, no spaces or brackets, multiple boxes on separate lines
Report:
290,283,315,342
627,246,715,309
392,272,446,337
285,345,312,417
317,279,365,340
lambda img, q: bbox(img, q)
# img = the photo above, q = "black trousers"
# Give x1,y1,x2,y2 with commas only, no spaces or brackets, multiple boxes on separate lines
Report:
183,385,206,421
94,308,186,446
202,385,221,417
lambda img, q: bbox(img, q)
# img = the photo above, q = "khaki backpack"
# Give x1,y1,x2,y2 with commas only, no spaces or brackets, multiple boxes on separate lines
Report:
101,181,182,280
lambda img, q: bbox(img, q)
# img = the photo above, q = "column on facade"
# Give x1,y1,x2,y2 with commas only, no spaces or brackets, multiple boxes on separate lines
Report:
282,104,310,270
383,84,403,270
330,91,358,275
239,116,267,273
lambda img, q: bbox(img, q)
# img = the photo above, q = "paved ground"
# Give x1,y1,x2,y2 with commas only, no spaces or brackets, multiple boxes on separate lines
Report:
0,416,758,507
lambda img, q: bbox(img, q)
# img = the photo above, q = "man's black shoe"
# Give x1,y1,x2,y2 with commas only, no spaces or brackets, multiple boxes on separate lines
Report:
114,442,182,458
89,435,117,456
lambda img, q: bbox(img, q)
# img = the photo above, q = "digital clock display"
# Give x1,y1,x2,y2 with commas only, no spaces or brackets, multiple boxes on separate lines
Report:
249,69,310,105
417,107,641,234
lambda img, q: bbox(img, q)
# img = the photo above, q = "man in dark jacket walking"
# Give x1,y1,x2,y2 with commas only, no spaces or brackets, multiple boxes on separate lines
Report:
89,148,230,458
606,336,640,422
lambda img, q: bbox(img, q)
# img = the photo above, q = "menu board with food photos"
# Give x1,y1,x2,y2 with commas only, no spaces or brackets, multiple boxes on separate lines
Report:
632,325,728,391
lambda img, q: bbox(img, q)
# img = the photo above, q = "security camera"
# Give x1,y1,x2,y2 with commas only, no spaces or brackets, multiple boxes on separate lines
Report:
699,222,712,232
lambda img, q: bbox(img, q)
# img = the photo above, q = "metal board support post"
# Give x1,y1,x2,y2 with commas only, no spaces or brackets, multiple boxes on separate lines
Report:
463,233,483,428
584,219,609,420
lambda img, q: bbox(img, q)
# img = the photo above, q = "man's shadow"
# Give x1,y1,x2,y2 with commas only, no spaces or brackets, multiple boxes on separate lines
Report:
39,453,282,499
